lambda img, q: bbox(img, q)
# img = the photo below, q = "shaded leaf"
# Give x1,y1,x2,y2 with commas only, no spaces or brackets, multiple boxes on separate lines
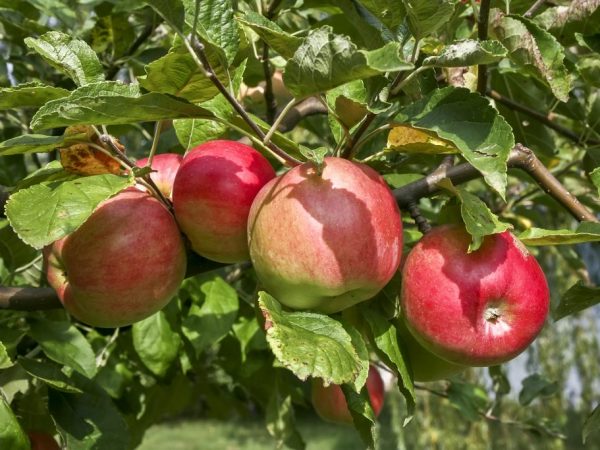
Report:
423,40,508,67
132,310,181,377
144,0,185,31
554,282,600,321
6,173,133,249
584,404,600,444
49,388,129,450
18,357,83,393
536,0,600,43
258,292,362,386
0,133,86,156
403,0,455,39
181,276,239,356
591,167,600,196
341,384,378,450
24,31,105,86
447,381,488,421
395,87,515,197
28,319,97,378
519,373,559,406
266,379,305,450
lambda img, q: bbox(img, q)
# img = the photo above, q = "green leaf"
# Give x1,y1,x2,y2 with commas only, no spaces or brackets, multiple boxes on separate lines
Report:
132,310,181,377
181,276,239,357
0,82,69,110
258,292,362,386
591,167,600,196
519,222,600,246
536,1,600,43
584,404,600,444
395,87,515,197
403,0,455,39
490,11,572,102
144,0,185,31
361,307,415,420
447,381,488,421
341,384,378,450
5,173,134,249
284,27,412,98
440,180,511,251
0,396,29,450
173,59,246,148
518,374,559,406
49,388,130,450
266,379,305,450
24,31,105,86
0,219,37,272
139,46,226,104
553,282,600,322
27,319,97,378
0,133,85,156
183,0,239,65
18,357,83,393
357,0,405,31
0,342,12,369
31,89,212,131
237,11,303,59
576,33,600,53
578,56,600,88
423,40,508,67
298,146,329,167
340,321,370,393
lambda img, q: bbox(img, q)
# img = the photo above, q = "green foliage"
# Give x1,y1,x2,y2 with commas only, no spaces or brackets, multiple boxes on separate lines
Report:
0,0,599,448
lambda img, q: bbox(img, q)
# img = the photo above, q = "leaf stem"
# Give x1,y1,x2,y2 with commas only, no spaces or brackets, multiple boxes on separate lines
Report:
264,98,298,146
147,120,164,167
524,0,546,18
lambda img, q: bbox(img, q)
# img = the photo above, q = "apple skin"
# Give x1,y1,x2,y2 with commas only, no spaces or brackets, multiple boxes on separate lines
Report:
45,189,186,328
135,153,182,198
248,157,402,313
311,366,385,425
401,224,549,367
27,431,60,450
396,317,466,382
172,140,276,263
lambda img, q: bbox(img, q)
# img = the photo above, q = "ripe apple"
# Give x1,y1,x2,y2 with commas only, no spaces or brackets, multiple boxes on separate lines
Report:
135,153,182,198
45,189,186,327
27,431,60,450
401,224,549,366
311,366,385,425
248,157,402,313
396,317,466,382
172,140,276,263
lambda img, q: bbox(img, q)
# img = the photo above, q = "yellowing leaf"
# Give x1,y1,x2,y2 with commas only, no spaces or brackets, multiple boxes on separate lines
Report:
387,125,458,154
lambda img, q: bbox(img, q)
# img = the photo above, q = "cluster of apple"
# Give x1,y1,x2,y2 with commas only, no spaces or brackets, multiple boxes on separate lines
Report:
44,139,549,425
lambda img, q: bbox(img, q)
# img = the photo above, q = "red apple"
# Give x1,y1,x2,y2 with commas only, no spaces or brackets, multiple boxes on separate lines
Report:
172,140,276,263
27,431,60,450
135,153,182,198
396,317,466,382
401,224,549,366
311,366,385,425
248,157,402,313
45,189,186,327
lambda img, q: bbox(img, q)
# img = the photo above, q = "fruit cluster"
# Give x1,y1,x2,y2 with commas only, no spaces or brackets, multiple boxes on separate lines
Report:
44,139,549,425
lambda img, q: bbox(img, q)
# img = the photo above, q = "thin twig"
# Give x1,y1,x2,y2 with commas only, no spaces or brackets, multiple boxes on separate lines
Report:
188,37,301,167
477,0,492,95
488,90,600,146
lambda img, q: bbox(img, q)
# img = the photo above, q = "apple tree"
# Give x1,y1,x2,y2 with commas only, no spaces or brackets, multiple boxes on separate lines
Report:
0,0,599,449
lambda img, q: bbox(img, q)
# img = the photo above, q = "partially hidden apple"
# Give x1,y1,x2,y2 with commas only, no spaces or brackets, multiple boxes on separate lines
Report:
248,157,402,313
396,317,466,382
45,189,186,328
135,153,182,198
173,140,276,263
401,224,549,367
311,366,384,425
27,431,60,450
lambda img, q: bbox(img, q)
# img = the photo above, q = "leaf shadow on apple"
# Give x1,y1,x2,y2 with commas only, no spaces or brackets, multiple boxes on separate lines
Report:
248,157,402,314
